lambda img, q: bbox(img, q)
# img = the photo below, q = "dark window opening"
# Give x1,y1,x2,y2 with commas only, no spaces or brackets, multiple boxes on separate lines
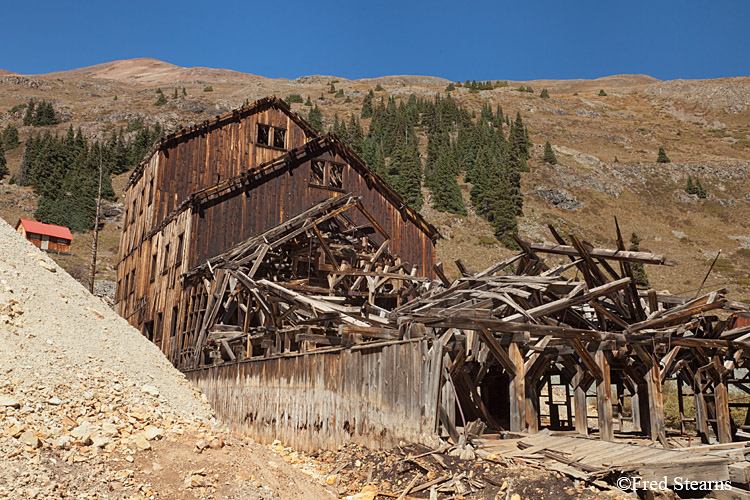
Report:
257,124,270,146
148,178,154,206
171,306,179,340
140,188,145,214
163,244,170,274
154,312,163,345
150,253,157,282
143,321,154,341
129,270,135,295
273,128,286,149
176,234,184,267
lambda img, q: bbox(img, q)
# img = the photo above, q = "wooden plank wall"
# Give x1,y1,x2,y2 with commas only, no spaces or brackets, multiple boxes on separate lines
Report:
189,149,434,277
186,339,444,451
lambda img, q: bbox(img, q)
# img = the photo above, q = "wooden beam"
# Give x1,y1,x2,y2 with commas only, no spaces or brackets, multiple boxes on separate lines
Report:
573,366,588,436
509,343,526,432
528,242,675,266
477,327,516,376
596,349,614,441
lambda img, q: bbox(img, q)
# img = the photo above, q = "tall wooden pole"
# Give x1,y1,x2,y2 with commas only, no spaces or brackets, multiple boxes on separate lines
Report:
88,148,103,294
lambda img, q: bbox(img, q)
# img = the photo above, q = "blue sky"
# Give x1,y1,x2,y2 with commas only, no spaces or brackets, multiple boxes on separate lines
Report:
3,0,748,81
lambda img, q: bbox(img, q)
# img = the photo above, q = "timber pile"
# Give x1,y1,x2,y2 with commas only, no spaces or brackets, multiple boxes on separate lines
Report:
182,196,750,456
180,195,436,369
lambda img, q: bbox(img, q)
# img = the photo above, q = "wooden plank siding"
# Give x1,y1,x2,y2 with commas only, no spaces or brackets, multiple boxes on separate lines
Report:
115,97,437,366
185,339,443,451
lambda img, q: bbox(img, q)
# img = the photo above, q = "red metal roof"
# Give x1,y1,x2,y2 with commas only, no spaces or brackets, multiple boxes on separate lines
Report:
16,219,73,241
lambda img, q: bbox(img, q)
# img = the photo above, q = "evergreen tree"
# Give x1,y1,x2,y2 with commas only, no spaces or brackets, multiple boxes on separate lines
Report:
305,95,312,106
686,175,696,195
173,88,178,99
431,145,466,215
23,100,36,126
657,146,670,163
614,156,619,163
540,88,550,99
346,115,364,155
328,82,336,94
629,233,650,287
0,143,7,181
307,105,323,133
361,90,374,118
543,141,557,164
1,124,20,150
182,87,187,97
598,89,608,96
155,89,167,106
695,178,707,199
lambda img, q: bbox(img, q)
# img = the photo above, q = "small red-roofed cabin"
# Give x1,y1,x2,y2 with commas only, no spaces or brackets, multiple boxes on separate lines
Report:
16,218,73,253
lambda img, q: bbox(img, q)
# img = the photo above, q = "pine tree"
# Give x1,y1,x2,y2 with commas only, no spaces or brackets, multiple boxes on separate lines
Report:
598,89,608,96
346,115,364,155
173,88,178,99
0,143,8,181
328,82,336,94
431,145,466,215
614,156,619,163
155,89,167,106
540,88,550,99
307,105,323,133
305,96,312,106
695,178,707,199
361,90,374,118
629,233,650,287
686,175,696,195
182,87,187,97
543,141,557,164
657,146,670,163
23,100,36,126
1,124,20,150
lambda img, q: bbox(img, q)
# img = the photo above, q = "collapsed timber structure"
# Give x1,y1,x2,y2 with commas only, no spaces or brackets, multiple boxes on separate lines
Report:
116,96,750,492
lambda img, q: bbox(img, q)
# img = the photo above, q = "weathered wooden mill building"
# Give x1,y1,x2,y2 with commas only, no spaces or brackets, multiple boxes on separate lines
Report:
116,96,750,493
115,96,438,365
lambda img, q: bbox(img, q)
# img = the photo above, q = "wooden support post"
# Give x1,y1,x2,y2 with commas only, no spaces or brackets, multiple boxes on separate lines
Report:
596,349,614,441
695,374,711,444
509,343,526,432
573,366,588,436
646,361,666,443
677,378,685,435
715,380,733,443
526,371,540,433
632,391,641,432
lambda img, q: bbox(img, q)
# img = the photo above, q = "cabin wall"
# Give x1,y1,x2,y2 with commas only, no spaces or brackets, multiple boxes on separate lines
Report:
185,339,443,451
189,150,435,276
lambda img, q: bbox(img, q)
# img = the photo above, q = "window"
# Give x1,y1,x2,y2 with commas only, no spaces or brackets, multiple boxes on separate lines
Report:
163,243,170,274
257,124,270,145
256,123,286,149
139,188,144,214
143,320,154,341
310,160,345,190
148,178,154,206
273,128,286,149
175,234,184,267
129,270,135,295
130,200,136,223
171,306,179,340
154,312,163,345
150,253,157,282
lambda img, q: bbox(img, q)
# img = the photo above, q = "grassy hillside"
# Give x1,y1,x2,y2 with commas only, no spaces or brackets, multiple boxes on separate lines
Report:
1,60,748,300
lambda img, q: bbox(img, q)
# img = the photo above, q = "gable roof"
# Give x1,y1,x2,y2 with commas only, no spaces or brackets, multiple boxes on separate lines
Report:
139,133,440,249
127,96,318,189
16,219,73,241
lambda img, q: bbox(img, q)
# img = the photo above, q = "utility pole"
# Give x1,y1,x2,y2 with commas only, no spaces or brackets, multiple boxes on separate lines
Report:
88,148,103,294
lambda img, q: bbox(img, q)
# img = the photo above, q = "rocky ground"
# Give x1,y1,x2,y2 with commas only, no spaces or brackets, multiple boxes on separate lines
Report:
0,216,333,499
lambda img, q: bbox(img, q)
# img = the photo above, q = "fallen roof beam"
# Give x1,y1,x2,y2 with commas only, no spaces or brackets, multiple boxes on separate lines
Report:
527,242,676,266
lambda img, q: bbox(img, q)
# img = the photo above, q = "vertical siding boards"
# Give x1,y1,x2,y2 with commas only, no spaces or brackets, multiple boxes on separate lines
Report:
186,339,442,451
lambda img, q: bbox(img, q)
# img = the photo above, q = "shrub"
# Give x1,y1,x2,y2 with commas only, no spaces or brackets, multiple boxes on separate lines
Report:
203,86,213,92
657,146,670,163
598,89,607,96
284,94,304,104
540,88,550,99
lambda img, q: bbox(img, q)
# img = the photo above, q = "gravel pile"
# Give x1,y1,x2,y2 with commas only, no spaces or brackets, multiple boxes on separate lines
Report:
0,216,215,498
